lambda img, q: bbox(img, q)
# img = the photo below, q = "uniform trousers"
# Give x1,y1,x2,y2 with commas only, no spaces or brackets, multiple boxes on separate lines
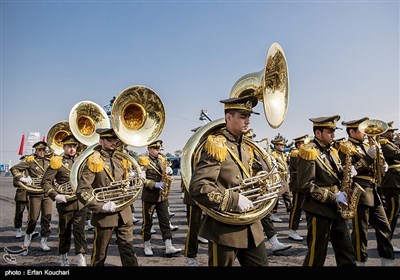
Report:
141,200,171,242
185,204,203,258
261,214,277,239
289,192,305,230
208,239,268,266
26,194,52,237
91,219,138,266
382,189,400,240
58,207,88,255
14,189,29,229
352,204,394,262
303,212,356,267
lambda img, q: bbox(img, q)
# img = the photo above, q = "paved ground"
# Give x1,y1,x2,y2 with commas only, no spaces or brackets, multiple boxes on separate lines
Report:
0,176,399,268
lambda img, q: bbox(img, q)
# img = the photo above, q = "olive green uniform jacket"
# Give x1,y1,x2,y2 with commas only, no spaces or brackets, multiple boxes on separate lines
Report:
189,129,264,249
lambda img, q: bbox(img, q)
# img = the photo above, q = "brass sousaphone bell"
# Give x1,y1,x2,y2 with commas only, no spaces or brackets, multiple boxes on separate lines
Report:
181,42,289,225
46,120,72,155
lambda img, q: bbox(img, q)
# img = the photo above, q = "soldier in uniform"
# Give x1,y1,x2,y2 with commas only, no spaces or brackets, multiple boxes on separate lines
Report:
340,118,394,266
10,141,52,251
189,95,268,266
13,156,29,239
138,140,181,257
287,134,309,241
270,137,291,222
76,128,138,266
42,135,88,266
380,121,400,253
297,115,356,266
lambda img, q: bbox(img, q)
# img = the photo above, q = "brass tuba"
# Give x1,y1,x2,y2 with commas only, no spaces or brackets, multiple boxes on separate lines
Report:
230,42,289,128
358,119,389,185
71,85,165,211
181,43,289,225
46,121,72,155
69,100,111,147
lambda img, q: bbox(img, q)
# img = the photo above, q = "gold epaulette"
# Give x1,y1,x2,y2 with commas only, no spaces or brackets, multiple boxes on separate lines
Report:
25,155,34,162
338,141,356,156
205,135,227,162
298,142,318,161
330,146,339,159
138,156,150,166
380,138,389,145
87,151,104,173
50,155,63,169
290,149,299,158
121,157,131,170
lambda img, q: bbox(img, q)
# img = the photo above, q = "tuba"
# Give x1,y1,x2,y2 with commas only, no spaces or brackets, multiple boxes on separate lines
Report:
358,119,389,185
69,100,111,147
181,42,289,225
71,85,165,211
47,121,72,155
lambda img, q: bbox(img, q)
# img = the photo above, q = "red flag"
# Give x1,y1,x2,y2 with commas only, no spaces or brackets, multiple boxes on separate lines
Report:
18,134,25,155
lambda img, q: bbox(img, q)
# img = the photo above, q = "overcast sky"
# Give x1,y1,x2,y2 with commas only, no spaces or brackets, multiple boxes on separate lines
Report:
1,0,399,166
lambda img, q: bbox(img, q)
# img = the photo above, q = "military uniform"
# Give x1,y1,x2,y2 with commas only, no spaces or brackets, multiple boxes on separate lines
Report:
76,128,138,266
42,135,88,263
138,139,181,256
271,138,292,215
288,135,308,240
339,118,393,264
189,96,268,266
380,122,400,243
10,141,52,247
297,115,356,266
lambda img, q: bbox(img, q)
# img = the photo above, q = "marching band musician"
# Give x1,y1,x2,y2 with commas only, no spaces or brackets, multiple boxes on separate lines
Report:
379,121,400,253
41,135,88,266
297,115,356,266
189,95,268,266
270,137,292,222
76,128,139,266
340,118,394,266
138,139,182,257
287,134,309,242
12,155,30,239
10,141,53,251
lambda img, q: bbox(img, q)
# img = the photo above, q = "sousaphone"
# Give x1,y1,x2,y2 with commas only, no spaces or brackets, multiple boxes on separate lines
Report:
46,121,71,155
181,42,289,225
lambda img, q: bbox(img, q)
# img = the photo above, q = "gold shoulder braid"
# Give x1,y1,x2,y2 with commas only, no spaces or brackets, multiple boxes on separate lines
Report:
87,151,104,173
50,155,63,169
339,141,356,155
205,135,227,162
330,146,339,159
379,138,389,145
299,142,318,161
138,156,150,166
290,149,299,158
25,155,34,162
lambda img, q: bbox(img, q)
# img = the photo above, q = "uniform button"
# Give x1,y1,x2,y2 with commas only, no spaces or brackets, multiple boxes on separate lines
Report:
236,175,240,179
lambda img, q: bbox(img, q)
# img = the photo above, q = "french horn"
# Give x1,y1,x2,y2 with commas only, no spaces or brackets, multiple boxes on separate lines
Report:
181,42,289,225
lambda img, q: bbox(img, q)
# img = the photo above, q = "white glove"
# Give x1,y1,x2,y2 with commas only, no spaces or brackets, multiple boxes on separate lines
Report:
154,182,165,190
237,194,254,212
367,146,376,159
350,165,357,178
19,176,33,185
55,194,67,203
335,191,348,206
101,201,117,213
384,162,388,172
140,171,146,180
166,166,173,175
128,171,135,178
